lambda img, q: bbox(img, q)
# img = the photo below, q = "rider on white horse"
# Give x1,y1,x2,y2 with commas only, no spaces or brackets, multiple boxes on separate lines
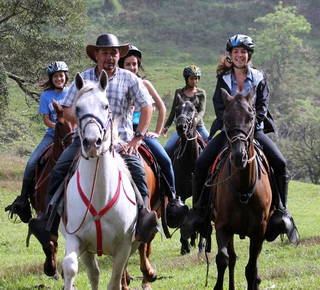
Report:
27,34,182,256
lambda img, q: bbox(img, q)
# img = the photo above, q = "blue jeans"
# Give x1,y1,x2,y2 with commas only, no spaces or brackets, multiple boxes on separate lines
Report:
164,125,209,157
23,134,54,181
144,136,176,194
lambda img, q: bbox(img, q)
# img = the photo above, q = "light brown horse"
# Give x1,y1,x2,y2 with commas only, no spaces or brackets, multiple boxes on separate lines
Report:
29,100,75,279
211,89,272,290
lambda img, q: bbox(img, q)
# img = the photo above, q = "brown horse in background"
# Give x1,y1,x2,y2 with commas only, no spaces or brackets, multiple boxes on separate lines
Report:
210,89,272,290
28,100,75,279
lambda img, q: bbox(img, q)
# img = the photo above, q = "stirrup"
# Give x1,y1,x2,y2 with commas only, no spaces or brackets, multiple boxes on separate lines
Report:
265,209,300,245
136,208,161,243
166,197,189,228
5,195,32,223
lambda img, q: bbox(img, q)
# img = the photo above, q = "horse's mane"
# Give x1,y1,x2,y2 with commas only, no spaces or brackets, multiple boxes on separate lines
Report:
111,116,133,182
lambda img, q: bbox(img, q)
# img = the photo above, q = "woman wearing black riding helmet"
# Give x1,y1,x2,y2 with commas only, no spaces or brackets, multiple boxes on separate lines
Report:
5,61,70,223
186,34,299,245
119,45,188,228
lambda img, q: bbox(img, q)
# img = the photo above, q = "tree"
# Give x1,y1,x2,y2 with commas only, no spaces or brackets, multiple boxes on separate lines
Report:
249,1,311,100
0,0,87,104
279,103,320,184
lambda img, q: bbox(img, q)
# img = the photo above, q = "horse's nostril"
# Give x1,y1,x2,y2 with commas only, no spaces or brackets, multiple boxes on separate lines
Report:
96,138,102,147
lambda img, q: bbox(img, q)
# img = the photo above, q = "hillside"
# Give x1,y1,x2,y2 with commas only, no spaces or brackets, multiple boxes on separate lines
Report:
1,0,320,182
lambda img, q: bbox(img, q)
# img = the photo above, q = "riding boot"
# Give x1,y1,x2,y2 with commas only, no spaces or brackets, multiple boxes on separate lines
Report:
5,178,32,223
166,192,189,228
26,212,51,248
265,174,299,245
135,192,161,243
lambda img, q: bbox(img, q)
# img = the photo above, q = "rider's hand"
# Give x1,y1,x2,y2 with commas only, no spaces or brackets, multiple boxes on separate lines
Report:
145,131,159,138
126,137,142,155
161,127,168,137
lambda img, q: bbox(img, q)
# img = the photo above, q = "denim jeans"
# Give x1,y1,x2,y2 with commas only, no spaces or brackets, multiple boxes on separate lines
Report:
23,134,54,181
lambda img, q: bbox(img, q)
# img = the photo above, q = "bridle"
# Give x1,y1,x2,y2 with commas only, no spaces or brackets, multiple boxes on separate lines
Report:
77,110,113,158
175,109,197,141
224,114,256,164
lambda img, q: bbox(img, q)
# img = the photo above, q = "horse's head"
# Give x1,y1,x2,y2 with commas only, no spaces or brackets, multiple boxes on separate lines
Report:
175,94,197,139
222,88,256,169
74,70,112,158
52,99,75,149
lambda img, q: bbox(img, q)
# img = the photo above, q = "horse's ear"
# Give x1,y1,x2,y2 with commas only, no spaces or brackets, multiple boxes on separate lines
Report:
221,88,232,106
99,70,108,92
75,73,84,91
52,99,62,115
246,87,255,105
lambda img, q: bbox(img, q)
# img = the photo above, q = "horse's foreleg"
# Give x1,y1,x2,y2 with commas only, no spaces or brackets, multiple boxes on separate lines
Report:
245,237,263,290
63,251,79,290
138,241,157,286
43,238,59,279
214,229,230,290
81,252,99,290
109,243,132,290
228,237,236,290
63,236,81,290
180,236,191,255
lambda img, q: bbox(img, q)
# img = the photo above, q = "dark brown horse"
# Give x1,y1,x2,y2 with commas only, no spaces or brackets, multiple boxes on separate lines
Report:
28,100,75,279
170,94,207,255
210,89,272,290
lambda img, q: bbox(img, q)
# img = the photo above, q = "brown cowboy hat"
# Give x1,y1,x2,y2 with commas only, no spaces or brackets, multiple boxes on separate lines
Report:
86,33,129,63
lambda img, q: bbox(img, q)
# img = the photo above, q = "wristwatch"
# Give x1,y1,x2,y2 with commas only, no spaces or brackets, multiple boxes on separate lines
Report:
134,131,144,139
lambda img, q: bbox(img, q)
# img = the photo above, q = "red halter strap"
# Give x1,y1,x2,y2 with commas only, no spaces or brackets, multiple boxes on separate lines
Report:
77,169,121,256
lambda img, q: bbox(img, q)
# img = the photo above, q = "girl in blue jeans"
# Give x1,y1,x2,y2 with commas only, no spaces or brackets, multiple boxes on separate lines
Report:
5,61,69,223
119,45,188,228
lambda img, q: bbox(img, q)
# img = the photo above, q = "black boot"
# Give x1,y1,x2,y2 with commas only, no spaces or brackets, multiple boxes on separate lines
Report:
26,212,51,248
265,174,299,245
5,179,32,223
166,195,189,228
136,195,161,243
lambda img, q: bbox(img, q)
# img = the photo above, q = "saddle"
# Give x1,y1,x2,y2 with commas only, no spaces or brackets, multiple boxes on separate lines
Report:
138,142,171,209
201,140,272,220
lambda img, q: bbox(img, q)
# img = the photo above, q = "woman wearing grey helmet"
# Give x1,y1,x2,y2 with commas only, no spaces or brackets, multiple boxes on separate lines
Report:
187,34,299,245
5,61,70,223
162,65,209,157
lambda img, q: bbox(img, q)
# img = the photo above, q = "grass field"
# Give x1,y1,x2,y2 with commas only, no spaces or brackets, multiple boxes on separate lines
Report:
0,153,320,289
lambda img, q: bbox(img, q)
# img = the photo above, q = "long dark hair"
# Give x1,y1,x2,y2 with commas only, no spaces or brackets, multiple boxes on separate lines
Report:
38,71,69,91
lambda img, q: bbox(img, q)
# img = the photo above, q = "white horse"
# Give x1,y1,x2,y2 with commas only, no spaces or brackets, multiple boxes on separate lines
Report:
62,70,139,290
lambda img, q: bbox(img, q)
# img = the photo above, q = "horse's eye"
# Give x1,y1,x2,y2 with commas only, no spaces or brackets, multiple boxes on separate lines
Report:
104,105,109,110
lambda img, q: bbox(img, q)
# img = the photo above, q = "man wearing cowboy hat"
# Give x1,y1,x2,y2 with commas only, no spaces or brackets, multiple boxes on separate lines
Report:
28,34,160,270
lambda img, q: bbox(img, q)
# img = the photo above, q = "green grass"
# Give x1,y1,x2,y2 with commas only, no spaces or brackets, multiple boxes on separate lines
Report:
0,153,320,289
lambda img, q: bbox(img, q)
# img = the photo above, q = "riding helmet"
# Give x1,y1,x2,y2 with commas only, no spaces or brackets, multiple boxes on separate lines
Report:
47,61,69,76
226,34,255,53
118,45,142,69
183,65,201,81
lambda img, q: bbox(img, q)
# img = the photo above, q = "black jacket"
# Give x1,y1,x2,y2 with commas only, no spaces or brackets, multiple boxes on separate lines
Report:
209,67,277,138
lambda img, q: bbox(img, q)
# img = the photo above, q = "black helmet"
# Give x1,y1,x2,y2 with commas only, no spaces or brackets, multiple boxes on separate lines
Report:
226,34,255,53
183,65,201,78
118,45,142,68
47,61,69,76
